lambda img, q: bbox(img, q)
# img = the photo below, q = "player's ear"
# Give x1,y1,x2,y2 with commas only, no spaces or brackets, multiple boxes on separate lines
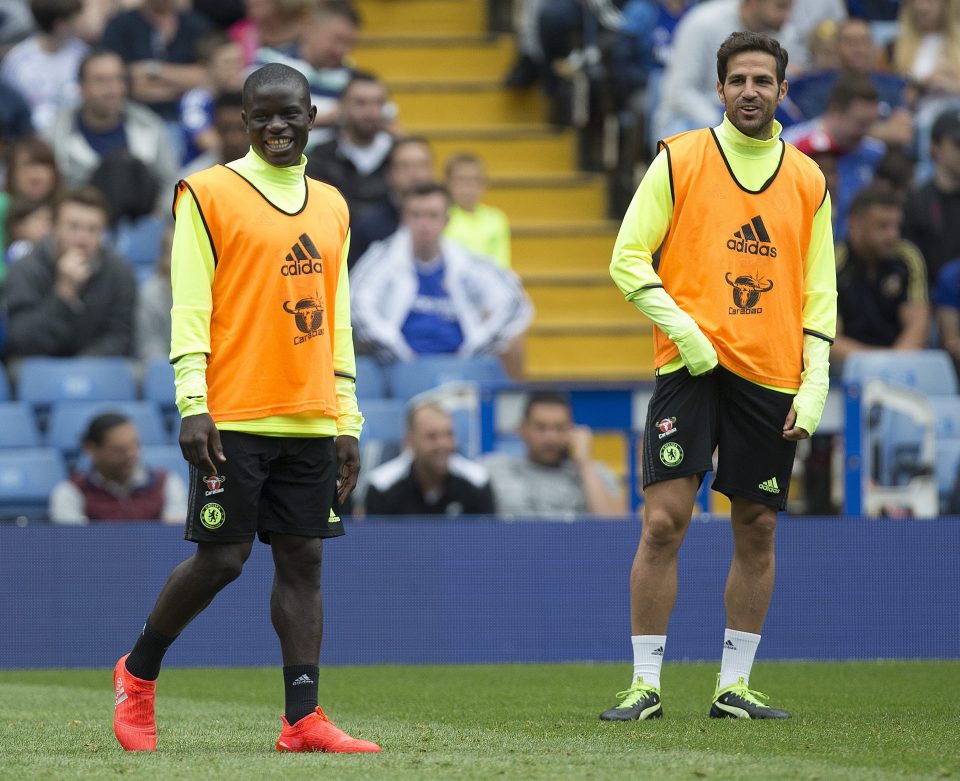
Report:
716,80,725,104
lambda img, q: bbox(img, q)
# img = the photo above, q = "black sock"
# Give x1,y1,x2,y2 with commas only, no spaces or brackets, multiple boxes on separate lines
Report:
125,621,179,681
283,665,319,725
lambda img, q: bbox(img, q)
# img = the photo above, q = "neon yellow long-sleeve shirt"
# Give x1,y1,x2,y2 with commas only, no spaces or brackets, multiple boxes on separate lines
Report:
170,148,363,438
610,116,838,434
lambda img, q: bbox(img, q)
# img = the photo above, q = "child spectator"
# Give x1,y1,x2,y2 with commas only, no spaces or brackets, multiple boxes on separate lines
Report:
5,198,53,263
443,153,511,269
178,32,245,165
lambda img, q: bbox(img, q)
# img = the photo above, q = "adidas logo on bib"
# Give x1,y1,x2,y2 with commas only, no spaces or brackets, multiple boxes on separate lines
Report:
726,215,777,257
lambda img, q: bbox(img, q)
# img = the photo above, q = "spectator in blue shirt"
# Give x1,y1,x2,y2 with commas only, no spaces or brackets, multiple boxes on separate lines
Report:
785,74,887,238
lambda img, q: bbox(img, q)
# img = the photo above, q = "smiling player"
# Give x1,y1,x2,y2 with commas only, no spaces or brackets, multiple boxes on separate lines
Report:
112,63,378,754
604,32,837,721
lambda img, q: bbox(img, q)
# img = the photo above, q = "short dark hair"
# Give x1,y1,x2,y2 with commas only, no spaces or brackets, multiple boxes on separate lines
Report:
77,49,124,84
312,0,361,26
406,401,449,432
523,391,572,420
53,185,110,221
848,186,902,219
444,152,483,178
400,181,450,205
341,70,383,98
388,135,432,167
716,31,789,85
826,73,879,111
242,63,310,110
874,150,916,192
29,0,82,34
82,413,131,446
7,135,59,198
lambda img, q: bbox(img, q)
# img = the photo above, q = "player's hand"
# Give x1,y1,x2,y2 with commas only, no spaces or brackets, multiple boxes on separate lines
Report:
782,406,810,441
179,413,226,476
335,435,361,504
673,326,718,376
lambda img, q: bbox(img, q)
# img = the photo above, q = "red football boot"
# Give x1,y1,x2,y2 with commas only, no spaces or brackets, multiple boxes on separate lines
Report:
276,706,380,753
113,654,157,751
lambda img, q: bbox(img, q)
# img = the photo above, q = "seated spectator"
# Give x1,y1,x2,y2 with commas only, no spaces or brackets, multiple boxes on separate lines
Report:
347,135,434,265
832,187,930,364
351,183,533,376
5,197,53,263
305,73,393,217
0,135,60,269
45,50,176,206
903,108,960,287
100,0,212,125
363,402,495,516
443,152,511,269
179,92,250,177
785,74,886,238
611,0,694,155
49,412,186,524
889,0,960,100
0,0,88,134
481,392,626,518
933,257,960,373
5,186,136,358
136,223,173,361
253,0,361,148
228,0,312,66
0,77,35,153
178,32,245,165
653,0,802,140
784,18,911,145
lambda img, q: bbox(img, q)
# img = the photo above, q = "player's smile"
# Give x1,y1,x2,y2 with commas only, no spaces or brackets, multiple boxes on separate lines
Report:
242,81,316,167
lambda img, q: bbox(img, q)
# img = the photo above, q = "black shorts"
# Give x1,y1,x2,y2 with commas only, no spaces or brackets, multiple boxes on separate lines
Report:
185,431,343,544
642,366,798,509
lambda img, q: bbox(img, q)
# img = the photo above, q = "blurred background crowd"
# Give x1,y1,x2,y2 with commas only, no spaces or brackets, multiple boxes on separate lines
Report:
0,0,958,522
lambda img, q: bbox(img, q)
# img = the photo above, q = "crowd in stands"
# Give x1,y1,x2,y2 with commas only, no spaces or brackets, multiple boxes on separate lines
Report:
504,0,960,374
1,0,960,521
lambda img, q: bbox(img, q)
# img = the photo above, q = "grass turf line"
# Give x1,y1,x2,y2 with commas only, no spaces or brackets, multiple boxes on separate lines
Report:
1,661,958,780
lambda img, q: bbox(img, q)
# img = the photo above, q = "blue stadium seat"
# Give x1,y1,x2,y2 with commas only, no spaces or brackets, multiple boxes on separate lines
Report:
929,396,960,440
0,447,67,520
114,214,167,269
387,355,510,400
45,401,169,456
140,445,190,486
360,398,407,445
0,402,41,448
934,438,960,512
18,357,137,409
355,356,387,400
842,350,958,396
0,365,10,401
143,359,176,411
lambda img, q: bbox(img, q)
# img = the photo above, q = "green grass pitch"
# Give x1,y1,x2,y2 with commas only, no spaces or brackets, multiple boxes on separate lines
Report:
2,661,959,780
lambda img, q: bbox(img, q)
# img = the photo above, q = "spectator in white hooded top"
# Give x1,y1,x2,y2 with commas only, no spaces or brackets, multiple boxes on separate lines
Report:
350,182,533,378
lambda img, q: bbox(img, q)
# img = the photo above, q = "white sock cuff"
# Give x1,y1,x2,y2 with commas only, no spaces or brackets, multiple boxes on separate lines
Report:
725,629,761,643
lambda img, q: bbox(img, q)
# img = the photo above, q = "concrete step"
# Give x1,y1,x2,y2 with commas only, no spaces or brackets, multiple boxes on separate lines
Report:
393,84,546,127
357,0,486,36
353,35,513,83
525,279,638,326
485,175,606,221
525,326,656,380
415,127,577,175
511,224,619,275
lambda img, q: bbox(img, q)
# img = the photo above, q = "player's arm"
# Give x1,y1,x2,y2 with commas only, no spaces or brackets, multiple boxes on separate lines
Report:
170,189,225,476
893,242,930,350
609,150,717,376
788,190,838,439
333,230,362,503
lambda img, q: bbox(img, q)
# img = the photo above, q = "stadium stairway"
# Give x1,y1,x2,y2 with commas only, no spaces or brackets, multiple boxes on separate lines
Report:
353,0,655,381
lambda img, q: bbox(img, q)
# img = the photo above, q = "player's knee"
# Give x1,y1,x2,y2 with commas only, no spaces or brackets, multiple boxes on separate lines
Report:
196,543,251,586
641,509,686,551
734,510,777,554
